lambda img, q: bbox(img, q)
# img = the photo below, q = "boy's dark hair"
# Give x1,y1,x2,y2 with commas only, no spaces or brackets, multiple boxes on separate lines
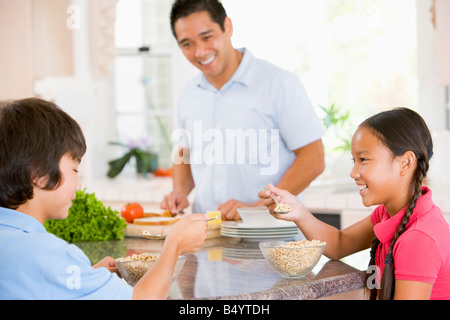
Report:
0,98,86,209
361,107,433,300
170,0,227,39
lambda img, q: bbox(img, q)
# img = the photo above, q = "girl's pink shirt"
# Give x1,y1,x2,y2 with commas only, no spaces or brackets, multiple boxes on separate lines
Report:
371,186,450,299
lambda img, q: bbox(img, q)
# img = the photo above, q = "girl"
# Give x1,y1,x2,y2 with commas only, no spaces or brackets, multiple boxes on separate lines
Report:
259,107,450,300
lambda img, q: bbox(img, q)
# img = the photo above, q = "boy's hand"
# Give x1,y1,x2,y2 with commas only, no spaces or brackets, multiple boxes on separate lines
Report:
92,256,121,277
165,213,208,254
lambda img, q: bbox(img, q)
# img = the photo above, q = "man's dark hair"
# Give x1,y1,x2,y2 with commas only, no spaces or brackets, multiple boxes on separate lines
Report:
0,98,86,209
170,0,227,39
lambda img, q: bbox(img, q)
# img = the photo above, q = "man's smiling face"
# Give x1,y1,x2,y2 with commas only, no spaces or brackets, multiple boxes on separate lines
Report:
174,10,236,88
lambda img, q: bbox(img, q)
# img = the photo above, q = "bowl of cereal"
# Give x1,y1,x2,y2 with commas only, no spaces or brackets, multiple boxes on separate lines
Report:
259,240,326,278
115,252,186,286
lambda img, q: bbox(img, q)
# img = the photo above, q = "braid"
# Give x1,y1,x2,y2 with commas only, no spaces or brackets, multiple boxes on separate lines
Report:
367,237,380,300
377,157,427,300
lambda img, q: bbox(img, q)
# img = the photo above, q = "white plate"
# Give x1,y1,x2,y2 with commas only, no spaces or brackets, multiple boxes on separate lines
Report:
237,207,294,227
221,233,298,240
221,221,297,230
221,227,299,240
221,228,298,235
221,212,299,240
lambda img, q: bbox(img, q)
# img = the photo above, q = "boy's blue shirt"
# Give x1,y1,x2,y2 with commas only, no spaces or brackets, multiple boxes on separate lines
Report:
0,207,133,300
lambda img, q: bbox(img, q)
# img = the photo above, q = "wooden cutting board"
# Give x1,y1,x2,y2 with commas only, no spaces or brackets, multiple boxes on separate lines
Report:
124,214,221,239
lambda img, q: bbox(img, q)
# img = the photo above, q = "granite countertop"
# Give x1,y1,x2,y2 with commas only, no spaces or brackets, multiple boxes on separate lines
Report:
75,236,367,300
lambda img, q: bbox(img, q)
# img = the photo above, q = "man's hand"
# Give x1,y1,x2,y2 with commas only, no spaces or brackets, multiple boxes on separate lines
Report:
160,191,189,215
217,198,266,221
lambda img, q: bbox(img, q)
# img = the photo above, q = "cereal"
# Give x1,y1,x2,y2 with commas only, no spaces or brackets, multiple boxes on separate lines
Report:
116,252,159,262
115,253,185,286
264,240,326,278
115,253,160,286
274,203,291,212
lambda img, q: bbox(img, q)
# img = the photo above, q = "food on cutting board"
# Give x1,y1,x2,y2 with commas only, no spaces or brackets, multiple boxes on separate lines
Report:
132,216,180,225
121,202,144,223
206,211,222,226
143,210,173,218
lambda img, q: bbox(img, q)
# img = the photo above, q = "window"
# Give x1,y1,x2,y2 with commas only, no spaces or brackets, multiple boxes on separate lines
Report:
223,0,418,130
113,0,419,168
114,0,174,169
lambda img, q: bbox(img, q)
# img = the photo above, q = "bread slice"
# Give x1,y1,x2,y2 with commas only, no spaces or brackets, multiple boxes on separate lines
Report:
133,216,180,225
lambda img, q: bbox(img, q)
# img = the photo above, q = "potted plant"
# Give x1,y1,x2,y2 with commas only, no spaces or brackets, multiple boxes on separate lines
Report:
314,104,355,192
107,139,158,178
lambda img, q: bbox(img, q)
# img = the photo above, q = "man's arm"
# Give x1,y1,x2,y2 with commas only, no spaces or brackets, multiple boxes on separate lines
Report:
276,139,325,195
161,148,195,214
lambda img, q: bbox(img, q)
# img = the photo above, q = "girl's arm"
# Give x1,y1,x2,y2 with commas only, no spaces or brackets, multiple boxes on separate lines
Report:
394,280,432,300
259,184,375,260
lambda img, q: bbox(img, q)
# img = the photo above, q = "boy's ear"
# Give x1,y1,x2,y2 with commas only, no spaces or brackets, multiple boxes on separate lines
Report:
32,175,48,189
400,151,416,176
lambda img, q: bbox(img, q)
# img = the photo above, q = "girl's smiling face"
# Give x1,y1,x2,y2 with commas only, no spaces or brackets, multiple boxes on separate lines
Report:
350,126,409,215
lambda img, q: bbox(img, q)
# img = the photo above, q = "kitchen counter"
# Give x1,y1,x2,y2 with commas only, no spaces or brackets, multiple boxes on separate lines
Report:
75,236,367,300
83,176,450,231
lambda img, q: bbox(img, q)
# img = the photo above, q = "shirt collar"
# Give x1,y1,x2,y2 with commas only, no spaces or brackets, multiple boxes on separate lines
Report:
0,207,46,234
374,186,433,244
197,47,253,91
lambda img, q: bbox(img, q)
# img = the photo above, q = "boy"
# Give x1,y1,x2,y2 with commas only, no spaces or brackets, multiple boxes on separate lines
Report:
0,98,207,299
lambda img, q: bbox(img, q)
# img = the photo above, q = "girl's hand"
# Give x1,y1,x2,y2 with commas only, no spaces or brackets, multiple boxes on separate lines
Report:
165,213,208,254
258,184,306,222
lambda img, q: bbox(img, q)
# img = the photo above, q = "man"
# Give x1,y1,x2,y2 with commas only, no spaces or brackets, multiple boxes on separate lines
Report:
161,0,325,220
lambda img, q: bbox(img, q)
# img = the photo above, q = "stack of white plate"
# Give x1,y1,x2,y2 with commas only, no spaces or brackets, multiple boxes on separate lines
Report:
221,241,264,259
220,207,300,241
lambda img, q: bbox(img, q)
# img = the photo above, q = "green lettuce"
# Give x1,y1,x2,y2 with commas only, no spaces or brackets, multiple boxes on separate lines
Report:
45,189,127,242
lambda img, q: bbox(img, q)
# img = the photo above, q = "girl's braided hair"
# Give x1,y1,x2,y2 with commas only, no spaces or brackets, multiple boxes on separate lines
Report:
361,107,433,300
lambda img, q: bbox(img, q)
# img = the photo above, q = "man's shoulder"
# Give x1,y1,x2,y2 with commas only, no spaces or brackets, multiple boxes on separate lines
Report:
248,54,300,86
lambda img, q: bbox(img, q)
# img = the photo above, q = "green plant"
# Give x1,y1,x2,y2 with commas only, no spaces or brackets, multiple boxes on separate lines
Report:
45,189,127,242
107,141,158,178
319,104,353,152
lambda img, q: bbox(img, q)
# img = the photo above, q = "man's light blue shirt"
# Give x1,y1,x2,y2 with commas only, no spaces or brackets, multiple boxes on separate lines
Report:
175,48,324,213
0,207,133,300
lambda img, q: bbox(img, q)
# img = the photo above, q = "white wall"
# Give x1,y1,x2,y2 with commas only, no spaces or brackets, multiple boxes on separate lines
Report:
416,0,448,132
35,0,118,180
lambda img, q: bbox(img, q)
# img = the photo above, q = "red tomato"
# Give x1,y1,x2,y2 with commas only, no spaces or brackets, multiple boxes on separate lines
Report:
120,202,144,223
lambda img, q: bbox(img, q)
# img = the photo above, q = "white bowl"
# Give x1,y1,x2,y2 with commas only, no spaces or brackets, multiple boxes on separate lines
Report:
115,254,186,286
259,240,326,278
